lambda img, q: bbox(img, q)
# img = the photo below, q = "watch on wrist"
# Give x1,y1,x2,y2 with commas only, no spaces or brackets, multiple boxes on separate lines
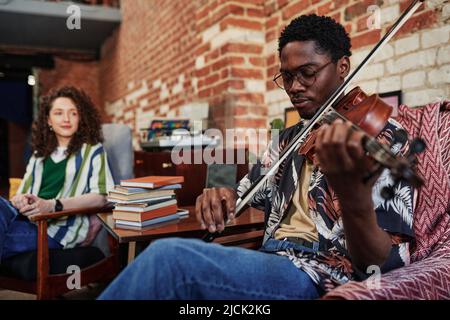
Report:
54,199,64,212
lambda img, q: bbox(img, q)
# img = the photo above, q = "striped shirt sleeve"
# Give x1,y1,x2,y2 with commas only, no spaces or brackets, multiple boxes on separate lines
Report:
88,148,114,195
17,155,36,195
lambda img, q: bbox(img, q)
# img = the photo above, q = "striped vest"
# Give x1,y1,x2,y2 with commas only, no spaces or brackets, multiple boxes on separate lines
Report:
17,143,114,248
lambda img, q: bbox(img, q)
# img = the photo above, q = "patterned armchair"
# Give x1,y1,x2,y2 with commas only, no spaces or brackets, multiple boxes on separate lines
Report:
323,101,450,300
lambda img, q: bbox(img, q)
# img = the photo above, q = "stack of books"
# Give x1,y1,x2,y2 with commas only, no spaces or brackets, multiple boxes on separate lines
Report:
108,176,188,229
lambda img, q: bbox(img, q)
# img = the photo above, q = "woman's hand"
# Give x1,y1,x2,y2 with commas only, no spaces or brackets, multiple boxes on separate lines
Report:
11,194,33,211
17,194,55,217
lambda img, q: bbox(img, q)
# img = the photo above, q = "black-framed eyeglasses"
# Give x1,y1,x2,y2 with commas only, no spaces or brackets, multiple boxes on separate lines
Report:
273,61,333,90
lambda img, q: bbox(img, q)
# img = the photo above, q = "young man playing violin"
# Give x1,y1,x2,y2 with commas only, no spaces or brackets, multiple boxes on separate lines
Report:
99,14,414,300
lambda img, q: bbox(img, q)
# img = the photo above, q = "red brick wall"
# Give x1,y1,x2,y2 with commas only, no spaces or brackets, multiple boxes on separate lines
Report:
265,0,449,121
99,0,269,147
38,57,101,111
99,0,200,136
37,0,449,148
193,0,268,132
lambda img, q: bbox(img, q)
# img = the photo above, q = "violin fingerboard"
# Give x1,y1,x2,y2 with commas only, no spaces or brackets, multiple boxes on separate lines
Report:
318,108,346,125
363,136,394,166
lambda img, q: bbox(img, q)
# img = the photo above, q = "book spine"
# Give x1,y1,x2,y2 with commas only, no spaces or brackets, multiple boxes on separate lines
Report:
113,204,178,221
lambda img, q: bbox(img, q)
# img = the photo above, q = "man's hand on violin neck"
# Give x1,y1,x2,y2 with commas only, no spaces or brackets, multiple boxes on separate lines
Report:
195,187,238,233
315,119,376,205
315,119,393,268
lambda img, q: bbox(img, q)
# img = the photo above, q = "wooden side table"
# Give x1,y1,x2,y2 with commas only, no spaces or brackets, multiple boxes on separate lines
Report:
97,206,265,264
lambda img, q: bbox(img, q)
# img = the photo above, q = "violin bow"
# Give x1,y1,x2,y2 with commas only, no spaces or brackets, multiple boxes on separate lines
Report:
203,0,425,242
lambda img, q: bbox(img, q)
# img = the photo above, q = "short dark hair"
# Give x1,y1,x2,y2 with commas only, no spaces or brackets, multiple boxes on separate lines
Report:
278,14,352,62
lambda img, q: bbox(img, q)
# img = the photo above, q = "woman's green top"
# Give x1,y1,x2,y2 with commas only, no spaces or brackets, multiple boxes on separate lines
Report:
37,157,68,200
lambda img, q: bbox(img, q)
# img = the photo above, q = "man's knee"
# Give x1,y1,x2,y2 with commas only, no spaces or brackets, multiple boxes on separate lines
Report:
143,238,197,262
143,238,209,270
138,238,203,281
148,237,186,252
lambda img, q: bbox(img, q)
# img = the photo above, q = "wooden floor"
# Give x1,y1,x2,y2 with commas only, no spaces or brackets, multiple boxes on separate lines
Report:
0,283,108,300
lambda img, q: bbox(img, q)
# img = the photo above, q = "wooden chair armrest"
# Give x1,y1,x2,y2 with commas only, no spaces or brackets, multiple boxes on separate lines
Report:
30,202,116,299
29,203,114,222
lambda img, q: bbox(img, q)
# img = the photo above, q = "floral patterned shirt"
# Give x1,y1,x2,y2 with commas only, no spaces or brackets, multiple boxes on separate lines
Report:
237,118,415,292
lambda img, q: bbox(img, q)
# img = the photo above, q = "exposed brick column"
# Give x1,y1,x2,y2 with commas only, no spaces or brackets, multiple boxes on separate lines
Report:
100,0,201,147
194,0,268,133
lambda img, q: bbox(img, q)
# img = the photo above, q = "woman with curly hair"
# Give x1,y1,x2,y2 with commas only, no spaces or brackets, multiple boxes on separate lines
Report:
0,86,113,261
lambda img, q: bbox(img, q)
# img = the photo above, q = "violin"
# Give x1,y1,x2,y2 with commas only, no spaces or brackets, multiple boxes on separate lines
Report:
299,86,393,164
203,0,426,242
299,86,425,194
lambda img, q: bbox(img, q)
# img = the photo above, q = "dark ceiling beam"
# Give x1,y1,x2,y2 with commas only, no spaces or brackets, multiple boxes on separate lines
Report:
0,53,55,70
0,0,121,58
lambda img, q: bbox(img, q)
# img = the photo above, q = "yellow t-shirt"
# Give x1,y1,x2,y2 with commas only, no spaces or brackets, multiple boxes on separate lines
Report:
274,161,319,242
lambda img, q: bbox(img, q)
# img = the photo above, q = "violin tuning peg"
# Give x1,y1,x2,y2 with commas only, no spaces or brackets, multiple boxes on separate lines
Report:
409,138,426,155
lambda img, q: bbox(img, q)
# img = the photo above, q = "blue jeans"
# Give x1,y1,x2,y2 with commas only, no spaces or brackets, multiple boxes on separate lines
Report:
98,237,322,300
0,197,62,262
